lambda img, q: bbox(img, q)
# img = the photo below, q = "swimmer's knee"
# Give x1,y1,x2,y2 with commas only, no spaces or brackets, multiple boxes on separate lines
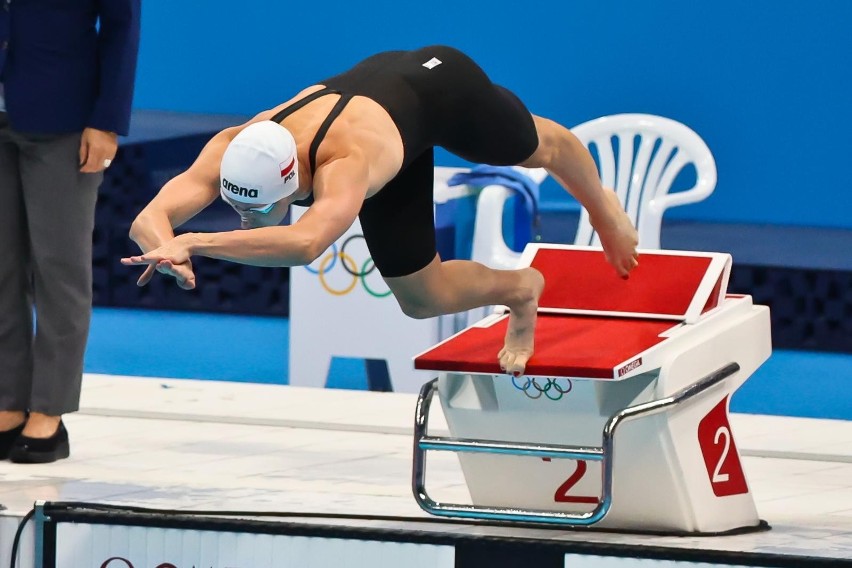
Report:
397,301,440,320
520,116,557,167
395,295,442,319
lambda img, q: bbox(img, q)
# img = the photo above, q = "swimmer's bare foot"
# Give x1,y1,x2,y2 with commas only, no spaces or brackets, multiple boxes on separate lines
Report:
498,267,545,376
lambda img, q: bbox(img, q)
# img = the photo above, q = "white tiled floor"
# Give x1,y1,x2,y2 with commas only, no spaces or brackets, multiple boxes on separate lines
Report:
1,374,851,563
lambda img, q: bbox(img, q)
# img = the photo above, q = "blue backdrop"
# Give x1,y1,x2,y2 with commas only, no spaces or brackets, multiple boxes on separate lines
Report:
133,1,852,229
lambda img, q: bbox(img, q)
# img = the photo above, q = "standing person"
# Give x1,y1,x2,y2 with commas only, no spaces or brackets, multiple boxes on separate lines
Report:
0,0,141,463
124,46,638,378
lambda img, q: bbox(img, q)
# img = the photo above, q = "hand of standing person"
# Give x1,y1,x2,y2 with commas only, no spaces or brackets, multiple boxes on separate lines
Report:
79,127,117,173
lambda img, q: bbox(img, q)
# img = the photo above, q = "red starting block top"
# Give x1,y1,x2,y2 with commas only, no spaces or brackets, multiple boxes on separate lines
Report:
414,245,733,379
415,313,677,378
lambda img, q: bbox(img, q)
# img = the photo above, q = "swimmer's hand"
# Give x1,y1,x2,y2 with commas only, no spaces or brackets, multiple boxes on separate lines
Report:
591,190,639,278
134,260,196,290
122,235,196,290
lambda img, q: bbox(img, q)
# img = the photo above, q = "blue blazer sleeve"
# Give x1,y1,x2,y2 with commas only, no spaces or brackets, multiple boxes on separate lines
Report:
89,0,141,136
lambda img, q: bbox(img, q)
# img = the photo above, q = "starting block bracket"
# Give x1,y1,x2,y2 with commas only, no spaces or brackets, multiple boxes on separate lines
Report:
413,363,739,526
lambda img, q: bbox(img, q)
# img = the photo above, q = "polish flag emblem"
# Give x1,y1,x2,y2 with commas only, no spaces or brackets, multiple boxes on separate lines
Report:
280,158,295,178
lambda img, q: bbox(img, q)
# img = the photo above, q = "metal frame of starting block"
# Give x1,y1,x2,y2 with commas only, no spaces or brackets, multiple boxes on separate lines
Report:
411,244,772,533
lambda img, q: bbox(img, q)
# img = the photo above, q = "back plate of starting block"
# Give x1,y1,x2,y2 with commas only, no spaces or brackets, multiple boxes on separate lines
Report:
519,244,732,323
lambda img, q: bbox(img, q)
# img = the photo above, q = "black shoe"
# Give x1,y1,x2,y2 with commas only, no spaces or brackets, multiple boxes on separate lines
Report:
0,421,27,460
8,420,70,464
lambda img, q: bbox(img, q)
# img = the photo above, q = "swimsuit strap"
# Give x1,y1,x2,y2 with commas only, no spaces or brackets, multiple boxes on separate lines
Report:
269,87,354,176
269,86,338,123
308,93,353,175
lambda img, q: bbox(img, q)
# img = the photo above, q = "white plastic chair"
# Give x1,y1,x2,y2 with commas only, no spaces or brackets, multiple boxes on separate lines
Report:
469,166,548,269
571,113,717,250
470,115,716,263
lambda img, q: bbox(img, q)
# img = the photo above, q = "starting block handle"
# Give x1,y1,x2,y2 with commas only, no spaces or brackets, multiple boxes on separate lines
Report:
412,362,740,526
597,362,740,520
419,437,604,461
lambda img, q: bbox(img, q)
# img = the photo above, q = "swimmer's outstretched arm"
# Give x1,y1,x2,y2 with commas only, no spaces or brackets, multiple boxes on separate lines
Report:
127,126,244,287
130,107,289,243
130,128,240,246
123,156,369,271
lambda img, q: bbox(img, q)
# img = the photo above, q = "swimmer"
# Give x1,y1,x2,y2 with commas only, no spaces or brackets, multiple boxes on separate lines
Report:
122,46,639,376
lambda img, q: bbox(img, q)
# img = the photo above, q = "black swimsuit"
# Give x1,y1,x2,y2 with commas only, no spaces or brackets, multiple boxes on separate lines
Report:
272,45,539,278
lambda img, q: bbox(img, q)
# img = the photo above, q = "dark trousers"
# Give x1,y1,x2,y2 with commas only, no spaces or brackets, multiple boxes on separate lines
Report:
0,113,102,414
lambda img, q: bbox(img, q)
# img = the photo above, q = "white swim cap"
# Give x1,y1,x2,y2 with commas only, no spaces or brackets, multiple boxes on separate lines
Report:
219,121,299,205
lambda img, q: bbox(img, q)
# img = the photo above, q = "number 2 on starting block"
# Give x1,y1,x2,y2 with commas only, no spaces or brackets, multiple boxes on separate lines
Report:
542,458,600,504
698,397,749,497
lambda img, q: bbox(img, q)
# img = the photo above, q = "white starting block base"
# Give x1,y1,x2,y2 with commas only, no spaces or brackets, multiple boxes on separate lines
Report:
414,244,773,533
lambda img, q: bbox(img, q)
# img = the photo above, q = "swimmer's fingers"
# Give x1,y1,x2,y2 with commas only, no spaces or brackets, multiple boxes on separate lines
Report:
157,260,197,290
136,264,156,287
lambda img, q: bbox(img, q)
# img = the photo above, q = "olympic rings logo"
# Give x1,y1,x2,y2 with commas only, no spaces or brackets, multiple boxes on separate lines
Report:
304,234,392,298
512,376,573,401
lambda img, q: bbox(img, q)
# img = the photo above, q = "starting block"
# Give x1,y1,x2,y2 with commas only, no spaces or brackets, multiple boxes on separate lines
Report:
412,244,772,533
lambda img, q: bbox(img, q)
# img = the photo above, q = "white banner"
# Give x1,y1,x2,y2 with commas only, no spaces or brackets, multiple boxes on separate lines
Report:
288,207,444,393
565,554,752,567
55,524,453,568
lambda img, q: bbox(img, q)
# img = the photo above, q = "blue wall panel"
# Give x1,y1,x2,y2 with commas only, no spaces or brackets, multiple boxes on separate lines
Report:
133,1,852,229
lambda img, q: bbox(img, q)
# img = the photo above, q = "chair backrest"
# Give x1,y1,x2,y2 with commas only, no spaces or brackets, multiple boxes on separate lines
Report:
434,166,475,204
571,114,717,250
469,166,547,269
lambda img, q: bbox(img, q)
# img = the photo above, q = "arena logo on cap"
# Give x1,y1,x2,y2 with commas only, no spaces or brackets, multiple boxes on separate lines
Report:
222,178,260,199
280,158,296,183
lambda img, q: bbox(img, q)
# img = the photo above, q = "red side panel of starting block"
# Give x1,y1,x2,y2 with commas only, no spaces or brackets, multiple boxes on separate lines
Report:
414,313,677,378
